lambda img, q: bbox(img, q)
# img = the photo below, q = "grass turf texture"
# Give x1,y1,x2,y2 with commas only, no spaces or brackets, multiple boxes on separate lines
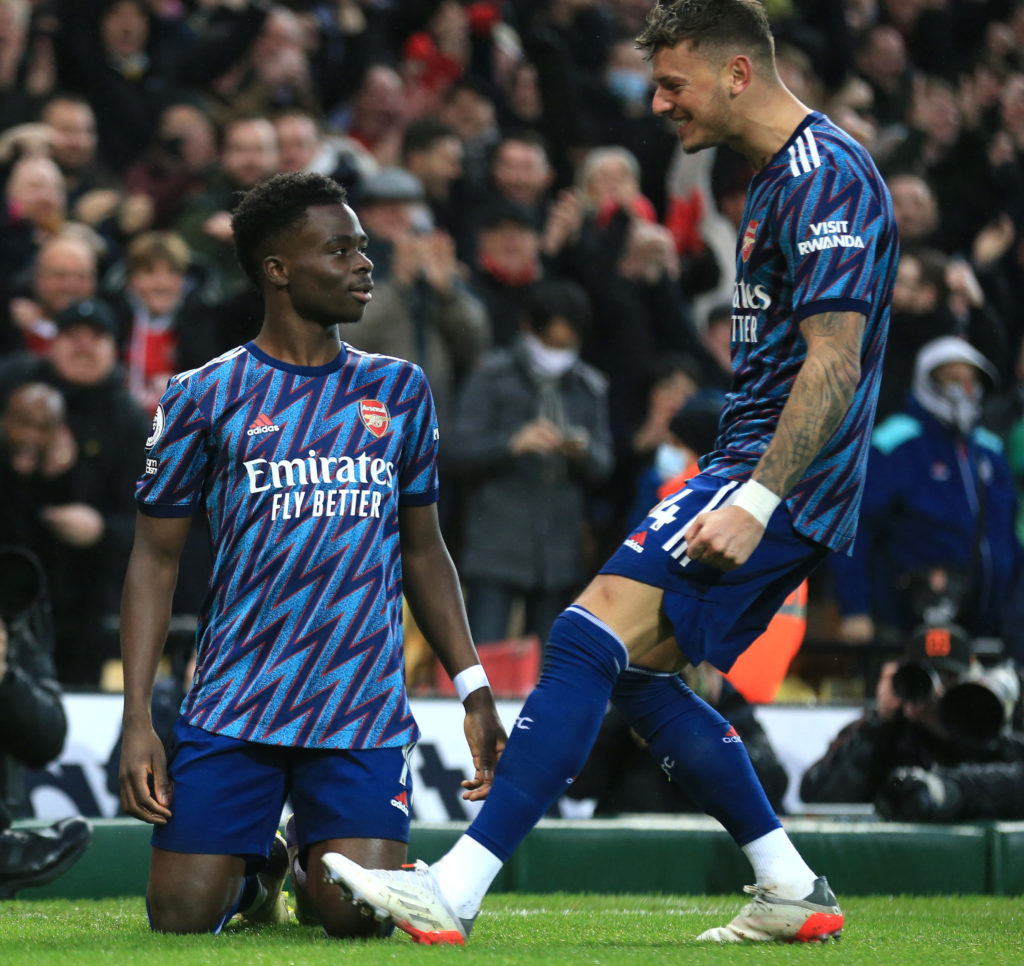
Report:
1,893,1021,965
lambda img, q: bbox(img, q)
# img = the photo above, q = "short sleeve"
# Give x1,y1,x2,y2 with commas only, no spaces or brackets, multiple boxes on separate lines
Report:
135,377,212,517
777,142,888,324
398,367,440,506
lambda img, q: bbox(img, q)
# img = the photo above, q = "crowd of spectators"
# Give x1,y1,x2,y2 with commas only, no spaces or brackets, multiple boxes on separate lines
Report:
0,0,1022,720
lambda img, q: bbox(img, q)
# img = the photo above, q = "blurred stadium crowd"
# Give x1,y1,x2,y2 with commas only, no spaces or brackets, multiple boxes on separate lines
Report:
0,0,1024,802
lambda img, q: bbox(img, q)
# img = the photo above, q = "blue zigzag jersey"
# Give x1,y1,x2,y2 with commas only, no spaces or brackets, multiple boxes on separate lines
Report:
136,341,439,749
701,111,898,554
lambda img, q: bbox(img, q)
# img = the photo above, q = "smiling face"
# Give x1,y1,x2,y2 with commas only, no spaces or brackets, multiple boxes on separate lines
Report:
650,41,735,154
270,204,374,328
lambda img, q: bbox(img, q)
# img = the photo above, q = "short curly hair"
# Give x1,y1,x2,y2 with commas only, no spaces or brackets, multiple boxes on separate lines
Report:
635,0,775,68
231,172,348,287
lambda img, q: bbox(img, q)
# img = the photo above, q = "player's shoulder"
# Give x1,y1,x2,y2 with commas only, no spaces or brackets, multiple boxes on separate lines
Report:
778,113,879,184
343,343,426,381
169,344,249,390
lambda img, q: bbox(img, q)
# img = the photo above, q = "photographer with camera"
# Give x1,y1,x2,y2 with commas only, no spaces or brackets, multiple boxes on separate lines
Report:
801,622,1024,821
0,545,91,899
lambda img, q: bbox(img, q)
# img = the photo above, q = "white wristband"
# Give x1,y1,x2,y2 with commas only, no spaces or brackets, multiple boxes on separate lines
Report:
732,479,781,528
453,664,490,702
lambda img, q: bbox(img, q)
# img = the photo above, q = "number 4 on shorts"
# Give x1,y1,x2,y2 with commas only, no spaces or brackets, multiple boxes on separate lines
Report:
647,488,692,531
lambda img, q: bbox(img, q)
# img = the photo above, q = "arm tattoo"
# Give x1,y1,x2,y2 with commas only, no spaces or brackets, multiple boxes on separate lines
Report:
753,311,864,498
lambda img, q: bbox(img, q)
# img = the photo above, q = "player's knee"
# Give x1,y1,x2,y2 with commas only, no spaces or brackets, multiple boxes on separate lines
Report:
146,886,229,934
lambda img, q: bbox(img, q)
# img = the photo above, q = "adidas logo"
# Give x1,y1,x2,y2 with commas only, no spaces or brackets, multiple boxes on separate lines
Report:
625,530,647,553
722,726,742,744
246,413,281,437
390,789,410,816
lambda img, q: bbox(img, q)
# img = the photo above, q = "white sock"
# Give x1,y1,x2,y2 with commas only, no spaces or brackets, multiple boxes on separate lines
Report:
430,834,504,919
741,828,817,898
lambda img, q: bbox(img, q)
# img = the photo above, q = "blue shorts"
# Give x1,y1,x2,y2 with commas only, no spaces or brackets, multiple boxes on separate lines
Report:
600,473,827,672
151,719,414,869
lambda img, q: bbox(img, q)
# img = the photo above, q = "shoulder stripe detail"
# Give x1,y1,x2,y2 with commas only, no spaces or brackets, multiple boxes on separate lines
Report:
788,131,823,178
172,344,247,384
342,343,413,368
805,128,821,167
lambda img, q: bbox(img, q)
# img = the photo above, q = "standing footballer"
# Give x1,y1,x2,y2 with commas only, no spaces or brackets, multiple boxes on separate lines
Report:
325,0,898,945
118,172,506,936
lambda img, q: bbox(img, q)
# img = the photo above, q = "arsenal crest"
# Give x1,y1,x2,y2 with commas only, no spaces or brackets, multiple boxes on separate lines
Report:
359,399,391,438
741,220,758,262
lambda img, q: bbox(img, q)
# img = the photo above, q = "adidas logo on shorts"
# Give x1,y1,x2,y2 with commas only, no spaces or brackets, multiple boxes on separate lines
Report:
625,531,647,553
390,789,410,816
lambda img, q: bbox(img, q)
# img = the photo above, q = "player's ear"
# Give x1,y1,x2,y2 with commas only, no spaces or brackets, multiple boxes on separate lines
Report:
727,54,753,97
263,255,288,288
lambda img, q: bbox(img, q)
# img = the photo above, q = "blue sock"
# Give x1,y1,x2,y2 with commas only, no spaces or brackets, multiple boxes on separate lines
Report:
612,667,780,846
212,875,259,934
466,605,627,861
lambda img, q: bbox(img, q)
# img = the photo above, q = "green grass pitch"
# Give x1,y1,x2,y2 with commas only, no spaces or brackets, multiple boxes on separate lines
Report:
1,893,1021,965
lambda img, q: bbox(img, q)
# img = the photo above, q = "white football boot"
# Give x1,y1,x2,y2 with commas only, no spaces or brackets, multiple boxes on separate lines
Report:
322,853,474,945
697,875,843,943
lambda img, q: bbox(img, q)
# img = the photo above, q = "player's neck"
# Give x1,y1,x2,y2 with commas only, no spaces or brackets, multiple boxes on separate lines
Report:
734,87,813,172
252,320,343,368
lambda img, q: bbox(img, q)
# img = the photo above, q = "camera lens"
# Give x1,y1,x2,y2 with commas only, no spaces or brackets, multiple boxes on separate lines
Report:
892,661,938,703
940,678,1011,743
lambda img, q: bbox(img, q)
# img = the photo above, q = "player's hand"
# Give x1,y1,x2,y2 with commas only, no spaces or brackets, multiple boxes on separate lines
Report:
119,721,173,825
460,689,507,801
684,504,765,571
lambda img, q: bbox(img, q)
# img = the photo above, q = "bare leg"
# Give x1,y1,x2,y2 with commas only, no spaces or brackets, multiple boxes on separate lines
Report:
576,574,680,664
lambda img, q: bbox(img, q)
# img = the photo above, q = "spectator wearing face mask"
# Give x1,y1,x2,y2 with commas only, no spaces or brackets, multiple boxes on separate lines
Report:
832,336,1023,650
448,278,613,646
877,248,1008,424
577,38,678,218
